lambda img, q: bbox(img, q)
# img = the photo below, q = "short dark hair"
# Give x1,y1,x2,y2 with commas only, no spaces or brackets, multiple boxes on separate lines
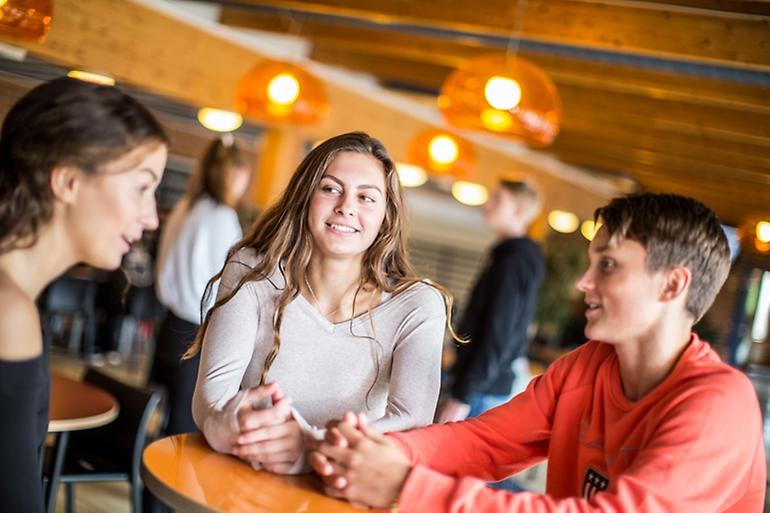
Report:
595,193,730,321
0,77,167,254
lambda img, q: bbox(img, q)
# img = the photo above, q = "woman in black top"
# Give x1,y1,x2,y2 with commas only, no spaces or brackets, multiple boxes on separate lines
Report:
0,78,167,512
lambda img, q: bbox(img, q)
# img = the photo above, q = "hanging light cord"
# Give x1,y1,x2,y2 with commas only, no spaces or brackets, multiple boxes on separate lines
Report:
505,0,529,66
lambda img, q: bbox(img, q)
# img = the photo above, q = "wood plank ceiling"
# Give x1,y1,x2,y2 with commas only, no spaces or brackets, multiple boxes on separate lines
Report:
218,0,770,227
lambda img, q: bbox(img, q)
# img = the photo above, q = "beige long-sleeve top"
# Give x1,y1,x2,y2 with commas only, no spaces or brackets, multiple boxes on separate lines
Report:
192,248,446,459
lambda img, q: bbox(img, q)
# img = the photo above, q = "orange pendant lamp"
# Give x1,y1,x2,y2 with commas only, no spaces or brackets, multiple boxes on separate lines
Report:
439,54,560,147
234,60,328,125
406,128,477,181
0,0,52,41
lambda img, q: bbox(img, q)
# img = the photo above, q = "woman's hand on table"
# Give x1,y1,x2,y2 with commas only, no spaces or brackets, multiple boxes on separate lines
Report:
308,412,411,509
230,383,304,472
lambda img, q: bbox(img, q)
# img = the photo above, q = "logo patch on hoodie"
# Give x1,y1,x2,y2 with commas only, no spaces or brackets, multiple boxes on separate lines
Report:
582,467,609,500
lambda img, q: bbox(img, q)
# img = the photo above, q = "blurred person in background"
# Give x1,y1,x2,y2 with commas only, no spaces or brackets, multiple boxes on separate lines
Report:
0,77,167,513
151,136,251,435
438,179,544,423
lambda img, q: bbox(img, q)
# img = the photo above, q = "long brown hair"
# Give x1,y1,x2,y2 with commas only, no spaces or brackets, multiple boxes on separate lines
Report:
184,131,462,386
184,136,246,208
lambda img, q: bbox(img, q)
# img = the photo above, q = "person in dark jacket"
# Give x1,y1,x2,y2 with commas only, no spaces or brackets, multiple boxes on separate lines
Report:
438,179,545,422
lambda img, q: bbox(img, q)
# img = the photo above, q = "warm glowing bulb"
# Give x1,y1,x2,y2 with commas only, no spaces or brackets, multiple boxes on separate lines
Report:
580,220,602,241
266,73,300,106
67,70,115,86
548,210,579,234
480,108,513,131
197,108,243,133
428,135,459,165
757,221,770,243
484,76,522,110
0,0,9,8
396,162,428,188
451,181,488,206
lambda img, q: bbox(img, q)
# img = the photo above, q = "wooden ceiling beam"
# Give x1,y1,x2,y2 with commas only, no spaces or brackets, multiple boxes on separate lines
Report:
223,0,770,70
551,136,770,187
219,9,770,109
634,1,770,16
309,42,770,146
305,35,770,107
555,125,770,176
551,135,770,185
552,145,770,206
560,119,770,165
557,85,770,141
632,177,770,225
309,45,452,91
1,0,617,219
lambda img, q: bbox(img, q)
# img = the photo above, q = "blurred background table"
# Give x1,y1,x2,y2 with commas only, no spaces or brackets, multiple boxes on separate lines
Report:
46,372,119,513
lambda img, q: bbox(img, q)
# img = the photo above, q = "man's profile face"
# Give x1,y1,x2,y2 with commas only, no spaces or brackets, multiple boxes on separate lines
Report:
483,187,518,232
575,227,670,346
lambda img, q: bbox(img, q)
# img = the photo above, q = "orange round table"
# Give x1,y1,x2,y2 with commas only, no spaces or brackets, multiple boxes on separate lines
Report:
45,373,119,513
49,372,119,431
142,433,359,513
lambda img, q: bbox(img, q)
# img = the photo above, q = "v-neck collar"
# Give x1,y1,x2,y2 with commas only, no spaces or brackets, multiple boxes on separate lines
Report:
294,290,392,333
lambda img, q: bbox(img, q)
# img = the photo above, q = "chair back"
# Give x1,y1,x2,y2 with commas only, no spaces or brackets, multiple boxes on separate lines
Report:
67,369,162,480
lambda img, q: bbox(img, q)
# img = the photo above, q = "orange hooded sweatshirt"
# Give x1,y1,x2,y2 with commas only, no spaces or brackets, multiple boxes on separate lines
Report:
390,335,766,512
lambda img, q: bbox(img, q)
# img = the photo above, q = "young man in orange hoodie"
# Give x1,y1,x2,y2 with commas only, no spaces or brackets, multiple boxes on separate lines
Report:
310,193,766,512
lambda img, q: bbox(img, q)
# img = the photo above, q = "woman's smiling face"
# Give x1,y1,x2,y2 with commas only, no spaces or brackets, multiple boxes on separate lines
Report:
307,151,387,262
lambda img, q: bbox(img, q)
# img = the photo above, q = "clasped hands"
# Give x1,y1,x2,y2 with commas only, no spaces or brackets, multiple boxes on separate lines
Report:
308,411,412,509
229,382,303,474
227,384,413,507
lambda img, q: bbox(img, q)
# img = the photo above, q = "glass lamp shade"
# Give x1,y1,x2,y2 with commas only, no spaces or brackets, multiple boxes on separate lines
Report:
439,54,561,147
406,128,476,180
234,60,329,125
0,0,52,41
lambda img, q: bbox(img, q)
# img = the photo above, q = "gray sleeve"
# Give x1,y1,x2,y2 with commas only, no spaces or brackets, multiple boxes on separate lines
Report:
370,284,446,433
191,255,259,453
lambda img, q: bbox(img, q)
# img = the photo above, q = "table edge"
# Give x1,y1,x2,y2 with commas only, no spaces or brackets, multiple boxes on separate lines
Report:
48,403,119,433
141,456,219,513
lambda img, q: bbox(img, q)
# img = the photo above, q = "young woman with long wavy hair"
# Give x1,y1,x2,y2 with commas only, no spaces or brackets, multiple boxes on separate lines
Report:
188,131,460,474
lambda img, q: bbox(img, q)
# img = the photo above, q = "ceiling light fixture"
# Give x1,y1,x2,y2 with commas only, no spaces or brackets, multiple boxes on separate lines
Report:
548,210,579,234
234,60,328,125
67,70,115,86
197,108,243,133
438,1,560,146
451,181,489,206
0,0,51,41
407,128,476,179
395,162,428,188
